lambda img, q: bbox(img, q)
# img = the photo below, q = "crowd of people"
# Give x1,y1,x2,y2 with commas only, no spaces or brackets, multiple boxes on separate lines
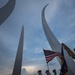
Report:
38,69,57,75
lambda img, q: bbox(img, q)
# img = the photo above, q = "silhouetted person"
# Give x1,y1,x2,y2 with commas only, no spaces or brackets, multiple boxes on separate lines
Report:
45,70,51,75
38,70,42,75
52,69,57,75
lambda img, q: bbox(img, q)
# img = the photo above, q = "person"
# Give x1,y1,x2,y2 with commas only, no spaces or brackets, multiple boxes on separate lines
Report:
45,70,51,75
52,69,57,75
38,70,42,75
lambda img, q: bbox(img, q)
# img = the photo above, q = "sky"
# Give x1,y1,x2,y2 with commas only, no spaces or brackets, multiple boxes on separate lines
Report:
0,0,75,75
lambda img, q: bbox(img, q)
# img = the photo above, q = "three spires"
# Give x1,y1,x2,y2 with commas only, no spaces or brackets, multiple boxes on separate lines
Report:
11,3,75,75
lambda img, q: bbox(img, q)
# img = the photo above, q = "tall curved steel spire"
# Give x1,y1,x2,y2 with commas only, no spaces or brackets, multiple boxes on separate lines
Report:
42,4,75,75
42,4,61,54
12,26,24,75
0,0,16,25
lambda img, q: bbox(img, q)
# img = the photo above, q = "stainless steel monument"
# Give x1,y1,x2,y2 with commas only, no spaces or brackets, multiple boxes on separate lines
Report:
42,4,75,75
12,26,24,75
0,0,16,25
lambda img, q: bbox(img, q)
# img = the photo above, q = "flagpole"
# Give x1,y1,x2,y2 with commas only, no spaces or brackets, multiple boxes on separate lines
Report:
46,62,51,75
43,49,51,75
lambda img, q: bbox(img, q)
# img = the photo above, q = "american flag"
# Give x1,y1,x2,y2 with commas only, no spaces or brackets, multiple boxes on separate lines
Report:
43,49,62,63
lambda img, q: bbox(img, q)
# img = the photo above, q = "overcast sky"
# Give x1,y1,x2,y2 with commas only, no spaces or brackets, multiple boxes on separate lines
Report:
0,0,75,75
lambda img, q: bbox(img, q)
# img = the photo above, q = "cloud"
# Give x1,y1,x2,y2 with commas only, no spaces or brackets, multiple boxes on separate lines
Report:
21,68,27,75
22,66,38,75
